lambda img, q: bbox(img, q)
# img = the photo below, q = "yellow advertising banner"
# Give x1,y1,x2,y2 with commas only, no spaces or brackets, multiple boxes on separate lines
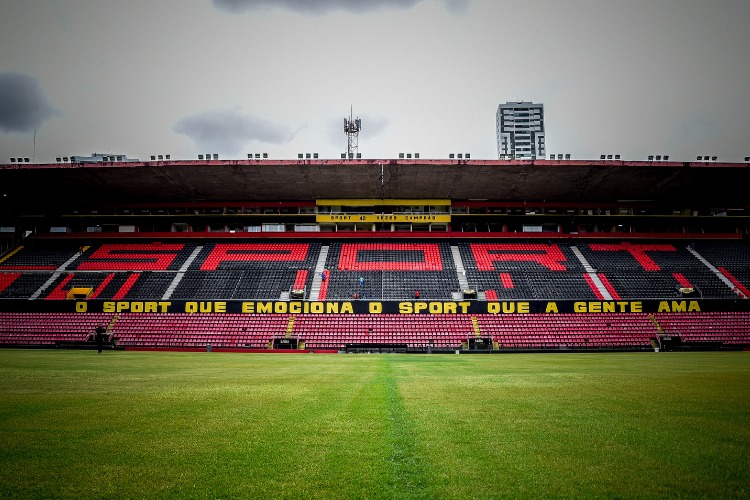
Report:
316,214,451,223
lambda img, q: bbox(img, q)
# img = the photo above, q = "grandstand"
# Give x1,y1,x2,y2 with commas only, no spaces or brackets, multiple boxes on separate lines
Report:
1,157,749,352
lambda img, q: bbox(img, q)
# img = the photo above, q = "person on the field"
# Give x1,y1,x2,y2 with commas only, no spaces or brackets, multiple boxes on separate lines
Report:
94,324,107,354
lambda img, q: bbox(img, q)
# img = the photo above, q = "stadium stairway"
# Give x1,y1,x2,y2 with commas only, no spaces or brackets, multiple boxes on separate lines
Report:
309,245,330,301
162,245,204,300
450,245,470,291
29,249,85,299
571,245,612,300
686,245,747,298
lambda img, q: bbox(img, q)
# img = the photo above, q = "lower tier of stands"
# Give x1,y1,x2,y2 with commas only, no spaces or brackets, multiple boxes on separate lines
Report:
1,312,748,350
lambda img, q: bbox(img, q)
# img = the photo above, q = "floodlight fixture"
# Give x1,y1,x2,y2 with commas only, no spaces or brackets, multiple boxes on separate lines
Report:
56,157,62,162
212,154,218,160
711,156,717,161
565,154,571,160
399,153,404,159
648,155,654,161
450,154,456,159
298,153,303,159
655,155,661,161
600,154,606,160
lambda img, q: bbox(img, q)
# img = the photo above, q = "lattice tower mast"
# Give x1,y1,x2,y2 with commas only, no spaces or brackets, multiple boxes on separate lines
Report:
344,106,361,157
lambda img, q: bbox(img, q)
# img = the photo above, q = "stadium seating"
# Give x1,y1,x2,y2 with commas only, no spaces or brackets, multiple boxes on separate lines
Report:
475,313,655,349
458,243,596,300
691,241,750,297
108,313,293,349
292,314,472,349
654,312,750,345
0,237,748,352
0,242,81,270
1,308,748,350
70,242,199,271
577,242,736,299
323,242,460,300
0,312,112,345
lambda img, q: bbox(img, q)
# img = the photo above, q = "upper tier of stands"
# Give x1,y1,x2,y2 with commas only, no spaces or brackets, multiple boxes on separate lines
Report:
1,239,749,301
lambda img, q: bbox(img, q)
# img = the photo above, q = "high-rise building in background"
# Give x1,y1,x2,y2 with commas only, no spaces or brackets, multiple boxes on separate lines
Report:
496,101,545,160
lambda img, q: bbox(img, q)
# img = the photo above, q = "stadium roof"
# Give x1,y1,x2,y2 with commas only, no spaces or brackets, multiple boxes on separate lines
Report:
2,159,748,208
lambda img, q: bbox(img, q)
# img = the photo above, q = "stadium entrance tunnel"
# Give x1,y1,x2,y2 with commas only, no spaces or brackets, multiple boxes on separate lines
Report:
273,338,299,349
468,337,494,351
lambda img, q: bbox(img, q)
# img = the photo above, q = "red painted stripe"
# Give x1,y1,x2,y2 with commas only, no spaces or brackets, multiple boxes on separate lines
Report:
499,273,514,289
583,273,605,300
0,273,21,295
597,273,621,300
338,243,443,271
719,267,750,298
89,273,115,299
294,270,308,290
113,273,140,300
484,289,498,301
672,272,693,288
318,270,330,301
45,274,75,300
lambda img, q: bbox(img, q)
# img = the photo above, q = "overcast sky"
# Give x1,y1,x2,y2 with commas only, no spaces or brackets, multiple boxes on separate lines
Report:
1,0,748,163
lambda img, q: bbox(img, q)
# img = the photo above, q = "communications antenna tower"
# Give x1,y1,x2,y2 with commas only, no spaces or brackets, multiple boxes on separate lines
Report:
344,107,361,158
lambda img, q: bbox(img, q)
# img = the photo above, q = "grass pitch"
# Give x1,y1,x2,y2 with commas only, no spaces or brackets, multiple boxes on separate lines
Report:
0,350,748,498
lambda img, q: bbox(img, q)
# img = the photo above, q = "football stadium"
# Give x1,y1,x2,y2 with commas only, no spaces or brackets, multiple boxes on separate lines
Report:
1,156,749,497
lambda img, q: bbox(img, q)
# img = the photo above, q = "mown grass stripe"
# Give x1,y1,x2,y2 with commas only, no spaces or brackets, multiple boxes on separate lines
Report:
382,356,433,499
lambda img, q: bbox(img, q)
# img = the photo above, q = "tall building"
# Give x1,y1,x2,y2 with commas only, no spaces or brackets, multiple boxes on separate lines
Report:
496,101,545,160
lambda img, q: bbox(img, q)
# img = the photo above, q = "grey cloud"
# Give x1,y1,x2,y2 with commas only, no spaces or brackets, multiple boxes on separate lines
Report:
0,73,56,134
441,0,469,14
213,0,467,15
174,108,293,154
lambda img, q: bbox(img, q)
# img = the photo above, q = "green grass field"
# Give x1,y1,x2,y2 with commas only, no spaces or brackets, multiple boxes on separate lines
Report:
0,350,748,499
